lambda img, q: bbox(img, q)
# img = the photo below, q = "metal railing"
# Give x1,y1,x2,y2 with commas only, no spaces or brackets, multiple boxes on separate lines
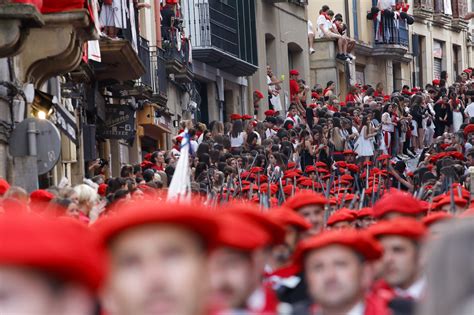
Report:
150,46,168,97
374,18,409,47
138,36,152,87
181,0,257,65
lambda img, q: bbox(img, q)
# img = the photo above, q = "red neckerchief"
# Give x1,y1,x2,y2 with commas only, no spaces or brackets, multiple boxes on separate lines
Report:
288,114,296,123
323,12,331,21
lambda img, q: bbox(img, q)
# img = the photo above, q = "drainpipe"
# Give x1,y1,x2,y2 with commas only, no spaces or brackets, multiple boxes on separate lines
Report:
154,0,162,48
344,0,351,38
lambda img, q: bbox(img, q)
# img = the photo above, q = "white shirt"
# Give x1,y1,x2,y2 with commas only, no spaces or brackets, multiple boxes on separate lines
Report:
190,140,198,154
265,128,277,139
465,102,474,118
230,132,244,148
285,114,301,127
316,14,329,38
395,278,425,300
381,112,394,132
378,0,395,10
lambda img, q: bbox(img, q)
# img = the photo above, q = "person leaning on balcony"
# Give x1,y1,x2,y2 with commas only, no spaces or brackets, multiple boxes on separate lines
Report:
316,9,351,62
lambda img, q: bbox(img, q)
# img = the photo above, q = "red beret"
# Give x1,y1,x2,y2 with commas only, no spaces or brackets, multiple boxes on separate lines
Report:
341,174,354,181
327,209,357,227
0,213,106,292
30,189,55,202
283,184,299,196
422,212,453,227
435,196,467,209
363,161,373,167
289,69,299,76
316,168,329,174
230,114,242,121
254,90,264,99
144,153,152,161
242,114,253,120
341,194,357,202
340,101,346,106
463,68,472,74
269,206,312,231
343,150,357,156
305,165,316,173
250,166,264,173
175,136,183,143
260,183,278,195
215,212,272,250
264,109,276,117
311,92,319,99
315,161,328,168
357,207,374,218
432,79,440,86
0,178,10,195
463,124,474,137
373,189,424,218
294,229,383,265
287,162,297,169
284,190,328,210
383,95,390,101
346,163,360,173
96,200,219,250
369,217,427,240
98,183,108,197
223,203,286,245
376,154,391,161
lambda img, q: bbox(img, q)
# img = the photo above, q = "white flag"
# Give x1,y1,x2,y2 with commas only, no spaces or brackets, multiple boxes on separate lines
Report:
167,130,191,203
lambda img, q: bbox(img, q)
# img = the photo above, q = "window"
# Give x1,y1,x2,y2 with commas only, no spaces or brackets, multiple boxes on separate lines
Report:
433,40,444,79
352,0,359,40
356,65,365,85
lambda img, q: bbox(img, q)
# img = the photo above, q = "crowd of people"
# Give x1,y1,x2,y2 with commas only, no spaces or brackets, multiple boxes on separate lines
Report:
2,64,474,314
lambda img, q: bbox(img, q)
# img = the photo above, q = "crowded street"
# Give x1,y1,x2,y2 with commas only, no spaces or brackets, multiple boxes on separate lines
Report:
1,1,474,315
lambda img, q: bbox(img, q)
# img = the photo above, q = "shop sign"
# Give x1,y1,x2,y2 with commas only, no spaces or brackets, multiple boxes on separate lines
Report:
97,105,136,139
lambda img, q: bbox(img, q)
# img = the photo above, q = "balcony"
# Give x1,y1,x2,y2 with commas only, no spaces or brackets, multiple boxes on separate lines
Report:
93,19,145,82
162,41,193,83
0,3,44,58
150,47,168,106
372,19,410,62
433,0,452,26
182,0,258,76
413,0,434,20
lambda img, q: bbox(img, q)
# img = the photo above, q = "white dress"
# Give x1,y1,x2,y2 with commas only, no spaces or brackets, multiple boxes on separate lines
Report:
99,0,127,29
453,108,463,132
355,126,374,157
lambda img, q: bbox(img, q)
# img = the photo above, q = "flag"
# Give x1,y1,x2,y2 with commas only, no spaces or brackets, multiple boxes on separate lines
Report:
167,130,191,203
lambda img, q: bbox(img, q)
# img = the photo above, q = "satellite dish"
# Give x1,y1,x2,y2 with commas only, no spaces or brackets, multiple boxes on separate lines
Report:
9,118,61,175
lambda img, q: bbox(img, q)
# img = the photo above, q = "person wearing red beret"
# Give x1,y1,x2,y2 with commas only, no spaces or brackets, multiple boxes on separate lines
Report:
208,203,285,315
369,217,427,301
326,208,357,229
357,207,376,228
433,195,467,214
372,189,425,220
0,212,106,315
96,200,219,315
292,229,390,315
266,206,311,271
283,190,328,237
289,70,300,104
